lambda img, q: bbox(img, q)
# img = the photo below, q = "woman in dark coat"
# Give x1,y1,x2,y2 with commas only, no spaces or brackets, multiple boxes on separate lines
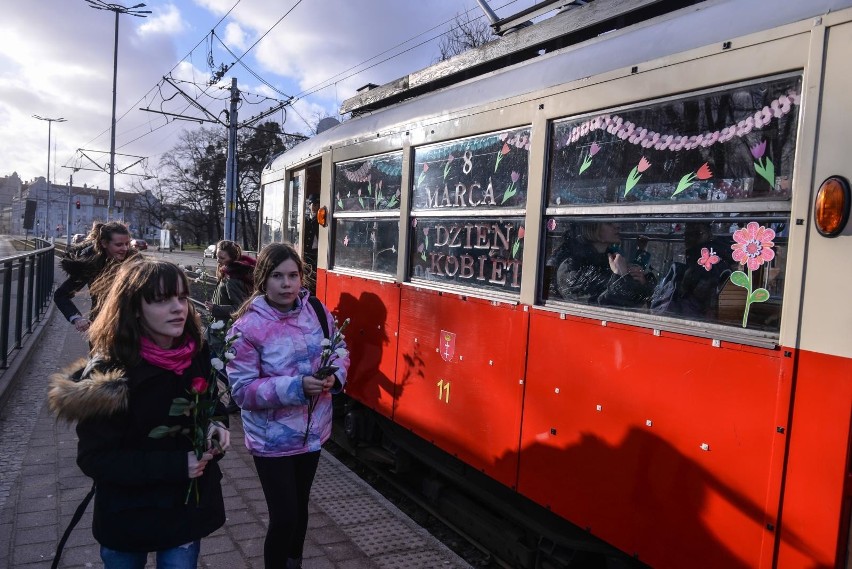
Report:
53,221,135,333
49,259,229,568
205,239,255,322
552,222,653,307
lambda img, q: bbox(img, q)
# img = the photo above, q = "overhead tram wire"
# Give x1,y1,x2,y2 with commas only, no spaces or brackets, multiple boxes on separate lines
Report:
66,0,516,175
117,0,303,160
62,0,244,171
212,32,292,100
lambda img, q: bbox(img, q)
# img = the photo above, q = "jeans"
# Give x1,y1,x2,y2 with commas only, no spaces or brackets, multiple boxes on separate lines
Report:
100,541,200,569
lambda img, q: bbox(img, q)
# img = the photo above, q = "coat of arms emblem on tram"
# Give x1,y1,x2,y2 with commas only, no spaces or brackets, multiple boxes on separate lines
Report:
439,330,456,362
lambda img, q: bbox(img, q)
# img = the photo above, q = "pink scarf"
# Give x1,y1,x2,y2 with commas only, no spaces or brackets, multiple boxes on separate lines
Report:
140,335,196,375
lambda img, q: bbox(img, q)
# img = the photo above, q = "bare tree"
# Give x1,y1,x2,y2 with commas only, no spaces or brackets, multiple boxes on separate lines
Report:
436,11,496,62
158,127,228,245
127,171,173,240
235,121,288,250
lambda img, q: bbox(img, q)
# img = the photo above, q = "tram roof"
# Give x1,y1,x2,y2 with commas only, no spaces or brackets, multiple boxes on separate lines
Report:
267,0,852,173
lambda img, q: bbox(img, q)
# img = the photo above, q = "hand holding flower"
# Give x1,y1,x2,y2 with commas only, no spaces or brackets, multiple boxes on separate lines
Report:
187,451,214,479
207,421,230,453
302,375,331,397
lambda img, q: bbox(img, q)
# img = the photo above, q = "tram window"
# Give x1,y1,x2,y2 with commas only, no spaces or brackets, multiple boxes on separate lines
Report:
333,219,399,275
332,152,403,276
334,152,403,212
407,127,530,296
547,76,801,206
412,127,531,211
541,215,788,332
410,216,525,294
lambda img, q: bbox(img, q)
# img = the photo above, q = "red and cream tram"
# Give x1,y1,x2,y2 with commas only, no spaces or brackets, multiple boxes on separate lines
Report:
259,1,852,566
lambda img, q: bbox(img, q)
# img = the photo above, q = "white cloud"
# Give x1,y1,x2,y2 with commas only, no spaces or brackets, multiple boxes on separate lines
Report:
140,4,187,36
223,22,248,52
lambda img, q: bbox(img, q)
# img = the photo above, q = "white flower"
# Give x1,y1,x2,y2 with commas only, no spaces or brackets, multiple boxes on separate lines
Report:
321,339,331,347
335,348,348,358
211,358,224,371
210,320,225,330
224,351,236,361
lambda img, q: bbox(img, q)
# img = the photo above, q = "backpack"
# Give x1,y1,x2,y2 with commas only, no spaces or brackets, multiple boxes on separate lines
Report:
649,262,685,314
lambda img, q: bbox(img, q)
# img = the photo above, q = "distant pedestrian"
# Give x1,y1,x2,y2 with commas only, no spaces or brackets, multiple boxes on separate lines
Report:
204,239,256,414
204,239,255,323
53,221,135,334
48,258,229,569
226,243,349,569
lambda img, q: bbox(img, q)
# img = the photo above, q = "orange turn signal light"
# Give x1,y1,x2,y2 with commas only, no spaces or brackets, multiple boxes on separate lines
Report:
316,206,328,228
814,176,850,237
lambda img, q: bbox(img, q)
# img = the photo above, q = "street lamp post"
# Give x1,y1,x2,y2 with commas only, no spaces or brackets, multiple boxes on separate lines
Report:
66,169,81,247
84,1,150,218
32,115,66,239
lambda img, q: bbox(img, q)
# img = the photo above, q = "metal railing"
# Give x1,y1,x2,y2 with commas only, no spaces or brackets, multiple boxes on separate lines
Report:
0,238,55,368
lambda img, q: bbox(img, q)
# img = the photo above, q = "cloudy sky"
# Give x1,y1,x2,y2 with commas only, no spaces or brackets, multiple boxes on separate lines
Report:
1,0,538,190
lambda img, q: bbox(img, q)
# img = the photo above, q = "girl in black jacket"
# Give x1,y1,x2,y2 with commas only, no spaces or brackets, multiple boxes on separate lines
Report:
53,221,136,333
49,259,229,568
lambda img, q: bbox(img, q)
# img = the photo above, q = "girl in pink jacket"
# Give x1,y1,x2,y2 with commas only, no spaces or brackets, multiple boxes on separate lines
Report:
226,243,349,569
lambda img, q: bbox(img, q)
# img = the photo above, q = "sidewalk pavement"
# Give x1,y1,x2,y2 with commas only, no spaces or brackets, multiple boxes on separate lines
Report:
0,302,472,568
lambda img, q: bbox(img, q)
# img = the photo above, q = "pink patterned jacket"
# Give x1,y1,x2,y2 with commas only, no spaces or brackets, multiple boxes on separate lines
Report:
226,289,348,456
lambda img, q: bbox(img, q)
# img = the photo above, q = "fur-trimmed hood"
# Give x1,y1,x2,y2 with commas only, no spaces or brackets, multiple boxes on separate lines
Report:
48,358,129,423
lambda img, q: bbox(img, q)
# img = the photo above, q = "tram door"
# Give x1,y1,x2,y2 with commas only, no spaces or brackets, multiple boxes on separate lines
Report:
285,162,321,293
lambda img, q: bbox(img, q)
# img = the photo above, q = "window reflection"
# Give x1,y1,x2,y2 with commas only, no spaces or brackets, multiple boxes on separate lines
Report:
541,216,787,332
333,219,399,275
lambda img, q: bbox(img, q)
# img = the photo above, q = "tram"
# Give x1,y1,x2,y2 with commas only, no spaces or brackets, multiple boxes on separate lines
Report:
259,0,852,566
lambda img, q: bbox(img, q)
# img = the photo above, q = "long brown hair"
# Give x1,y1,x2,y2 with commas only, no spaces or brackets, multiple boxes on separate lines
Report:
232,242,303,320
89,259,202,365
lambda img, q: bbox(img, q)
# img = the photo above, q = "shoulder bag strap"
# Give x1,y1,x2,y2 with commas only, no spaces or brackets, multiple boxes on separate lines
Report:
307,295,330,339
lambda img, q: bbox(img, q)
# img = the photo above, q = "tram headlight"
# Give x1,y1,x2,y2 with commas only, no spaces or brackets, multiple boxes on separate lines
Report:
814,176,850,237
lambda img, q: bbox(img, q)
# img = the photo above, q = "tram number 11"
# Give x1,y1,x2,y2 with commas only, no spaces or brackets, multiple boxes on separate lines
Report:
437,379,451,404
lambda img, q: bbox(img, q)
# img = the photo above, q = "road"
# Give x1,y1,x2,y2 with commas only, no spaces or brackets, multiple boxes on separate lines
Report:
141,247,216,270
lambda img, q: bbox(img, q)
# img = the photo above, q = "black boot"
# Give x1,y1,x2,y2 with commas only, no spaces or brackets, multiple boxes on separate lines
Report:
285,558,302,569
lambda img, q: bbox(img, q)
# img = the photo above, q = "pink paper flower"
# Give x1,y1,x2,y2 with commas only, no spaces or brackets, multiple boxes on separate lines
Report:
637,157,651,173
731,221,776,271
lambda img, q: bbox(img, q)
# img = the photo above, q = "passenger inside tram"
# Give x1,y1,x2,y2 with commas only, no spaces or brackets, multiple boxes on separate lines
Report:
650,222,735,319
549,221,654,307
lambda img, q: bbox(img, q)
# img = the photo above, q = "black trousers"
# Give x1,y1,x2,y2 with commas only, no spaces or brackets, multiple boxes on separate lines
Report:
253,451,321,569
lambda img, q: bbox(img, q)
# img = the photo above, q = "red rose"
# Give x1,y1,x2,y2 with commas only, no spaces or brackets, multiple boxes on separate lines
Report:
190,376,208,394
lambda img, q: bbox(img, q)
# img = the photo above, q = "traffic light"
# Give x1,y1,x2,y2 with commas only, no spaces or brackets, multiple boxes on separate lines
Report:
75,200,80,209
